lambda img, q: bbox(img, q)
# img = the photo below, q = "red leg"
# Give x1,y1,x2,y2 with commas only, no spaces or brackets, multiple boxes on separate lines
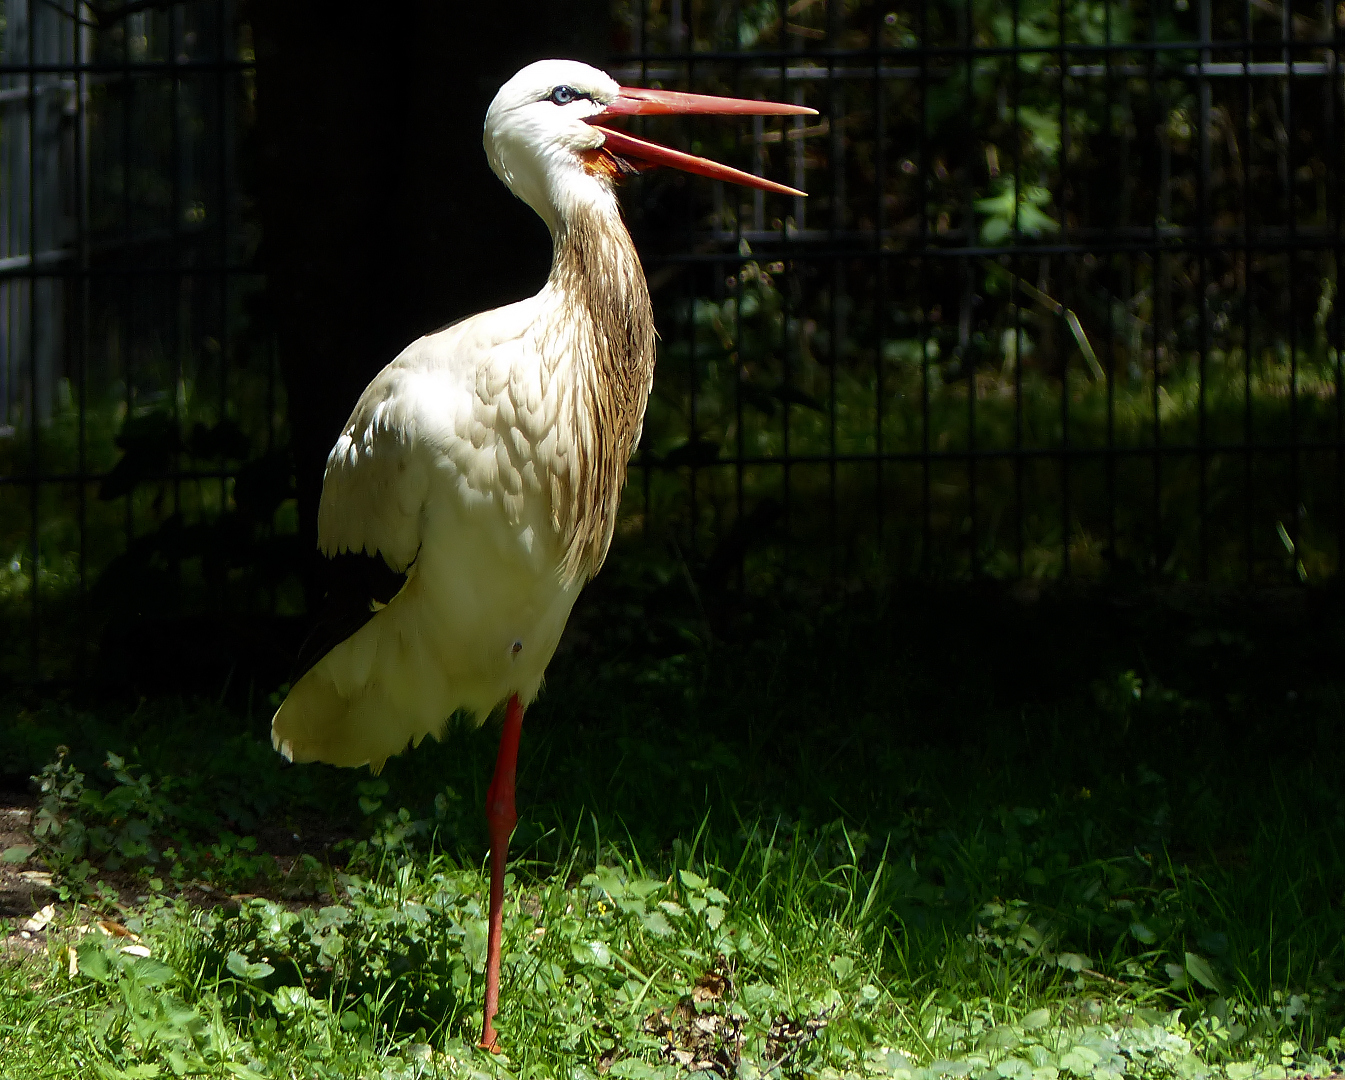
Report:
478,693,524,1053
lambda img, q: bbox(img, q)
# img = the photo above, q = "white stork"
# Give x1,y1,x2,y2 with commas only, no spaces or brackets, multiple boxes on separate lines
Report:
270,59,813,1050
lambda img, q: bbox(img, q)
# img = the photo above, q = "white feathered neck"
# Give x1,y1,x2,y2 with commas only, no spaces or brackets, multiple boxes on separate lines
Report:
538,182,656,585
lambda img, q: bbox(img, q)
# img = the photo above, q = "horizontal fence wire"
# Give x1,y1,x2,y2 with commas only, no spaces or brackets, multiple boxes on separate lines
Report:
612,0,1345,589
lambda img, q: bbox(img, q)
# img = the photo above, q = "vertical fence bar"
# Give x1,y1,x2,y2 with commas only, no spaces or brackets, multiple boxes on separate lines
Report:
75,0,89,671
918,0,931,575
873,3,886,561
1103,0,1117,567
826,1,841,578
1242,0,1254,581
121,9,135,559
220,0,234,608
1284,0,1300,581
637,0,652,543
732,0,746,589
779,0,794,577
1058,0,1072,576
170,5,184,597
684,27,700,560
26,0,40,672
1012,0,1024,576
1333,0,1344,575
1197,0,1212,579
963,0,978,576
1149,3,1163,574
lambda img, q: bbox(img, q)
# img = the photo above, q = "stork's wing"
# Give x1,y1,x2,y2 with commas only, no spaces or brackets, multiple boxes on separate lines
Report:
318,362,436,573
314,301,562,574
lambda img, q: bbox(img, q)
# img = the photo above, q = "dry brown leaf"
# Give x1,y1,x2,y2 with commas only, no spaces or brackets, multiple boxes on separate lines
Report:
692,970,727,1002
765,1012,830,1069
699,1015,729,1036
21,904,55,933
642,991,743,1078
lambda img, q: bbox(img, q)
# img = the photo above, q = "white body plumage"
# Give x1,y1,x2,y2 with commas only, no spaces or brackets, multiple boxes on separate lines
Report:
272,61,655,770
273,303,605,769
269,59,811,776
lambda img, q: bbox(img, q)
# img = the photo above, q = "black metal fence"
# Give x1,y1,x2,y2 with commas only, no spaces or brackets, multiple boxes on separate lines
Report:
2,0,1343,680
613,0,1345,588
0,0,267,680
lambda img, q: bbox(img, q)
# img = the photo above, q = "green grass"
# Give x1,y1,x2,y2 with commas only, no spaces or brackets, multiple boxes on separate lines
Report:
2,582,1344,1078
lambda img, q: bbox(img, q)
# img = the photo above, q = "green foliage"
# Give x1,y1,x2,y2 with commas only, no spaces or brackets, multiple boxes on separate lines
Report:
639,250,1345,583
611,0,1345,587
11,745,280,899
976,183,1061,244
3,590,1345,1076
88,407,300,621
3,825,1340,1079
1,376,299,683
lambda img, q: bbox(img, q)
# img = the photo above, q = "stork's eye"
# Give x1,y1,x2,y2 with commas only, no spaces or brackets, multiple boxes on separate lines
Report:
549,85,585,106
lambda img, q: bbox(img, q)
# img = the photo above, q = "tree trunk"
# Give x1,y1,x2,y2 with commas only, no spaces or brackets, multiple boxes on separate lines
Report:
249,3,611,605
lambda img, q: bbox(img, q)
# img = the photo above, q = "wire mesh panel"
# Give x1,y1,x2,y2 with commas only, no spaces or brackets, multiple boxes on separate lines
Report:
3,0,1341,684
0,1,270,681
611,0,1345,587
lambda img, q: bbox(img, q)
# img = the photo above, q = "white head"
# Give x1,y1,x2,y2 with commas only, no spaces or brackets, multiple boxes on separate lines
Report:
483,59,816,235
484,60,622,232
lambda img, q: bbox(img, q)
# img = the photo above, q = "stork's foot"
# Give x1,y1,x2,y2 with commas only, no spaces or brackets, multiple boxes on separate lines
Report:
478,693,524,1053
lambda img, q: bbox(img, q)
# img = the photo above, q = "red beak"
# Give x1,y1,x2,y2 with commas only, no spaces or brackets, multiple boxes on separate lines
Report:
588,86,816,198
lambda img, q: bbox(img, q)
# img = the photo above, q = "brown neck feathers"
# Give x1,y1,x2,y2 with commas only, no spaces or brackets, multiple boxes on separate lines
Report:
549,201,656,584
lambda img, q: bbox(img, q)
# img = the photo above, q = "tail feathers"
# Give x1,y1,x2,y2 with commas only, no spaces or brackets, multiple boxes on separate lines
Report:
271,589,459,771
289,550,409,687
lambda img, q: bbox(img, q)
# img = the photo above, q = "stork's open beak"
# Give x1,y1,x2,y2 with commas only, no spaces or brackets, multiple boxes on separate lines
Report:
588,86,817,197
